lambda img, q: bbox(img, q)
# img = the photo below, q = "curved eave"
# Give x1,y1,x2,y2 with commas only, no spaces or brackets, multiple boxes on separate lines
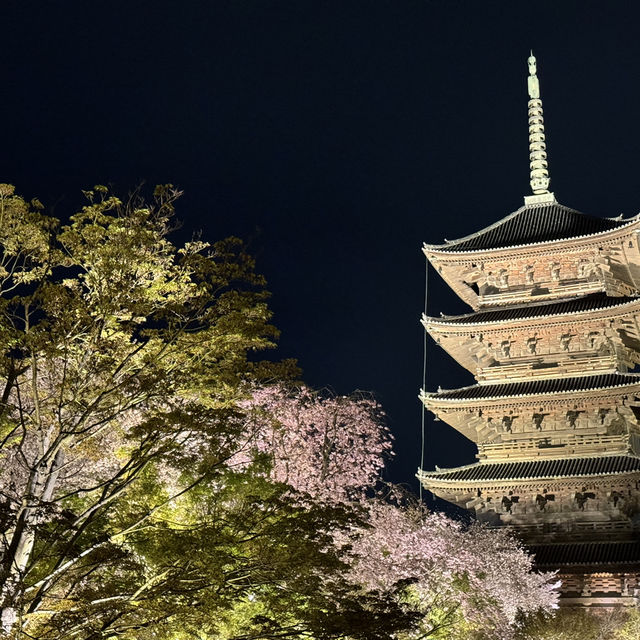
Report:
421,296,640,330
531,542,640,568
423,215,640,257
420,374,640,406
417,468,640,486
416,456,640,486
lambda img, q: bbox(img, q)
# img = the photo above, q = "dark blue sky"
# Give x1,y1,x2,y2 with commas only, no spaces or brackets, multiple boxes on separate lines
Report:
3,1,640,492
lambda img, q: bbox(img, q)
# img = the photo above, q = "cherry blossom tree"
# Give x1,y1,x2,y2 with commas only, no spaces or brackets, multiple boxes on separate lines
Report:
0,185,415,640
348,497,559,639
0,183,559,639
234,384,393,502
232,385,559,639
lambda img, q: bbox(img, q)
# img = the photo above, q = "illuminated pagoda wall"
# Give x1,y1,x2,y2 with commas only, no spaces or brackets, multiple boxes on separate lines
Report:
418,55,640,607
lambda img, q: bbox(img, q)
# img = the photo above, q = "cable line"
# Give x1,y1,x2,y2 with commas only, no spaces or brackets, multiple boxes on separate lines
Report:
419,257,429,502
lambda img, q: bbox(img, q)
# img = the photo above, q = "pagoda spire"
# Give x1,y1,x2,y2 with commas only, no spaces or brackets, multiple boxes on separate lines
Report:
525,53,555,204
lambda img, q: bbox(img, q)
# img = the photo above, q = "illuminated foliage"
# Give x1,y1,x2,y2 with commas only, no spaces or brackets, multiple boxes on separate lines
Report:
0,184,558,639
233,384,393,502
347,496,559,640
516,608,640,640
232,386,559,639
0,184,282,637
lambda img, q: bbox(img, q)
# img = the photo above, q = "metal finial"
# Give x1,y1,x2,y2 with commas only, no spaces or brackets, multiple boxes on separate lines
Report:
527,53,552,198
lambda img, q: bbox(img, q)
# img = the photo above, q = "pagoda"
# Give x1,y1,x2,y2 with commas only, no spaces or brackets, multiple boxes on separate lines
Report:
418,55,640,607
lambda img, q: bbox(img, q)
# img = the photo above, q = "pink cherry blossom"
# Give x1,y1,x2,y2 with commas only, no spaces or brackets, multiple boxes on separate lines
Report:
233,384,394,502
232,384,558,637
348,498,559,638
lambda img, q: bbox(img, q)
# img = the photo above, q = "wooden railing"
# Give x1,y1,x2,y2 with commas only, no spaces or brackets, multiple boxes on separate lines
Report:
493,519,634,535
478,355,616,382
477,434,629,461
481,282,603,305
481,499,614,516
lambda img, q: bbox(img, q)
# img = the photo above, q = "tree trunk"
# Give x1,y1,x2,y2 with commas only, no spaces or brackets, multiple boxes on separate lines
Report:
0,448,64,635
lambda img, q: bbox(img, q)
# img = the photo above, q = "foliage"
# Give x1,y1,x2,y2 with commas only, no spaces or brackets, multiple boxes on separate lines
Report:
33,473,417,640
234,384,393,502
516,608,640,640
613,609,640,640
0,184,285,637
346,495,559,640
0,183,558,639
234,385,559,639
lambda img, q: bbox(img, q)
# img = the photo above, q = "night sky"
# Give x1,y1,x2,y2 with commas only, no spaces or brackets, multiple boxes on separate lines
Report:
3,1,640,495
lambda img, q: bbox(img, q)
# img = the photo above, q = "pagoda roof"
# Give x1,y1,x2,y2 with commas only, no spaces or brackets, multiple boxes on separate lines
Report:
427,293,639,327
531,541,640,568
426,372,640,402
418,454,640,483
424,202,638,254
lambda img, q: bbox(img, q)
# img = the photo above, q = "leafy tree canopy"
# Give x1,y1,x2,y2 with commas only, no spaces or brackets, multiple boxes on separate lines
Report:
0,184,558,640
0,184,301,638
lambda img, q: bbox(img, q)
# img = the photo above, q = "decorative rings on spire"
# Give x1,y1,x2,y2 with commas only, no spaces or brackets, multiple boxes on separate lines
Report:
527,54,551,196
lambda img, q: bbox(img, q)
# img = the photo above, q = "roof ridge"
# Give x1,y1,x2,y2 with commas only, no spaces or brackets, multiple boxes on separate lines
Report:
421,451,639,475
423,204,640,254
426,201,588,249
418,453,640,481
424,293,640,326
423,371,640,401
428,203,530,249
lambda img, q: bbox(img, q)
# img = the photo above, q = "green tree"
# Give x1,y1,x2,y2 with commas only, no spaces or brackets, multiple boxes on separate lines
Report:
0,185,420,640
516,608,635,640
0,184,285,636
0,183,552,640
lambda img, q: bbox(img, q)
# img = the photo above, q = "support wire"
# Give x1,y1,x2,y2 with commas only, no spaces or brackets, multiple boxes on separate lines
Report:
419,258,429,501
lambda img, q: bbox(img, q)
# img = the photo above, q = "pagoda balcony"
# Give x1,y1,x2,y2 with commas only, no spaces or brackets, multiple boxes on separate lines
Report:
476,434,633,462
430,486,639,530
423,293,640,379
494,520,638,543
479,280,607,307
420,373,640,443
480,500,623,518
477,354,619,383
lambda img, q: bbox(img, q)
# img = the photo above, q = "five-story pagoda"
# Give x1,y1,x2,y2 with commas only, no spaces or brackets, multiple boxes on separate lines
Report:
418,55,640,607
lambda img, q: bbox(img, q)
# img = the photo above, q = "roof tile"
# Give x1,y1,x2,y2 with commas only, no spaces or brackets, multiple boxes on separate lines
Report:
420,455,640,482
431,373,640,401
429,203,633,253
432,293,637,325
531,541,640,567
